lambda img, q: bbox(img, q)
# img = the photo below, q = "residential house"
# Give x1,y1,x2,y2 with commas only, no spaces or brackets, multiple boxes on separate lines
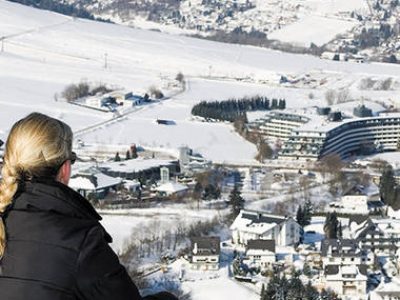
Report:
351,218,400,255
190,237,220,271
327,184,384,215
154,181,188,198
320,239,373,268
324,264,368,299
230,210,301,247
243,239,276,271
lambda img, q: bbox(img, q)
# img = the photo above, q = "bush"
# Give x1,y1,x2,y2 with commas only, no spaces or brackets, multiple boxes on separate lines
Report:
148,86,164,99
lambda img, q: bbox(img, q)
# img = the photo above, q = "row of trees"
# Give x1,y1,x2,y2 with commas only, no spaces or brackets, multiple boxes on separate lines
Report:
62,81,112,102
191,96,286,122
9,0,111,22
114,145,139,162
296,199,313,227
261,270,339,300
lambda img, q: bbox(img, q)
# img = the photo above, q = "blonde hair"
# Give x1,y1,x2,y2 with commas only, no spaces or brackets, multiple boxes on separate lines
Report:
0,112,73,257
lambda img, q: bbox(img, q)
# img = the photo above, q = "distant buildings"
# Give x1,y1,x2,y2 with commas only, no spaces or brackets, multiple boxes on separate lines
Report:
84,90,147,112
230,210,301,247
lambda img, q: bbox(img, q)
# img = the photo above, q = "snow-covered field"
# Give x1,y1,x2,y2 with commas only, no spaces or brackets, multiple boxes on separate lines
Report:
1,0,400,162
99,205,222,253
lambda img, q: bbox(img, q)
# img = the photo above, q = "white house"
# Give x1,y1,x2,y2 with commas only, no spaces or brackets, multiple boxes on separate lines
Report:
190,237,220,271
154,182,188,198
230,210,301,247
327,185,383,215
324,264,368,299
243,239,276,270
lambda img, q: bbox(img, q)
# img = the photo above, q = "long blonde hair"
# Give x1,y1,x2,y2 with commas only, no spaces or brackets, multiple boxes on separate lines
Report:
0,112,73,257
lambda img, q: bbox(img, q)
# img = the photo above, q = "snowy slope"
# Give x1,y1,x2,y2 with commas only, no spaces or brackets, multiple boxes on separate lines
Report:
1,0,400,162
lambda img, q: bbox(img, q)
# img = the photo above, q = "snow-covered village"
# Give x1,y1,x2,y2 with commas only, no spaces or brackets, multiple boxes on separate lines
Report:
2,0,400,299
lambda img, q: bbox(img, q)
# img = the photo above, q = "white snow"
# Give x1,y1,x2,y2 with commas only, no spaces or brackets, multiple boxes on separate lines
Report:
269,16,357,47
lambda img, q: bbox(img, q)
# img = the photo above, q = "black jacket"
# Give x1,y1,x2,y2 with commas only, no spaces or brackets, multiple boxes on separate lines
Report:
0,179,159,300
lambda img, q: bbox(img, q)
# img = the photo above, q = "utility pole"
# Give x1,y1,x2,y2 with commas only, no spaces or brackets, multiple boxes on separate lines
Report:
104,52,108,69
1,37,4,53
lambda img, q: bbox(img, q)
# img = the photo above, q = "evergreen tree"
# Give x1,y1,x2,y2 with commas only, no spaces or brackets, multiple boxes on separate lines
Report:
303,199,313,226
229,185,245,219
304,281,319,300
296,205,304,226
125,150,131,160
324,212,339,239
130,144,138,159
380,164,397,207
114,152,121,162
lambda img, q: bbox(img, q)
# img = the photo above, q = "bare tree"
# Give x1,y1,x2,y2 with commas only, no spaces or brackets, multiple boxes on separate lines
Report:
336,88,351,103
325,89,336,105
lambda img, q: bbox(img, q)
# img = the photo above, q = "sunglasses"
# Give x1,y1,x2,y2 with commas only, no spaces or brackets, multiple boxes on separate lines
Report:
69,151,77,165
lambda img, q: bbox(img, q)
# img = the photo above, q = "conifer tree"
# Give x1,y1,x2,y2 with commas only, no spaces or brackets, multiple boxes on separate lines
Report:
324,212,339,239
114,152,121,162
380,164,397,208
229,185,245,219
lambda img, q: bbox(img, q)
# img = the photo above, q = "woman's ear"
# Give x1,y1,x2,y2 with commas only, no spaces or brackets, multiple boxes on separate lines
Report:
56,160,71,185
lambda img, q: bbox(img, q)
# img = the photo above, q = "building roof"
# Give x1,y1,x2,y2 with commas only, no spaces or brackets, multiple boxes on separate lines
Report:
69,172,122,190
191,237,220,256
343,184,368,196
155,182,188,193
321,239,360,257
100,158,176,173
247,239,276,253
325,264,368,280
230,210,295,236
325,265,339,275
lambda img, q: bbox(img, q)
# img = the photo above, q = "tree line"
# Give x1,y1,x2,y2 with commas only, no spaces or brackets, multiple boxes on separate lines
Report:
9,0,111,22
261,269,339,300
191,96,286,122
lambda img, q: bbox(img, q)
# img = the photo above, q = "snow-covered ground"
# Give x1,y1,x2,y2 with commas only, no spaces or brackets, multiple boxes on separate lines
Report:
99,204,222,253
1,0,400,162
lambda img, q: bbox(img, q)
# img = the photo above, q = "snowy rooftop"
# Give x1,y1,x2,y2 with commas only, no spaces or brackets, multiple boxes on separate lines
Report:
69,172,122,190
100,158,176,173
230,210,288,235
155,182,188,193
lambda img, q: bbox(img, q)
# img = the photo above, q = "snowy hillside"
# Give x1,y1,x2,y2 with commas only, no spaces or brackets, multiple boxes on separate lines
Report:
1,0,400,164
59,0,369,47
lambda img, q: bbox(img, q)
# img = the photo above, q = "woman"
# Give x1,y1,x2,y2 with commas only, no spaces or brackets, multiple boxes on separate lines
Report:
0,113,177,300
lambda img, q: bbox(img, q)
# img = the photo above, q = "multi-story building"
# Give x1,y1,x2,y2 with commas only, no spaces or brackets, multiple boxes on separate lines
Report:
280,113,400,160
247,111,309,140
230,210,301,247
248,108,400,160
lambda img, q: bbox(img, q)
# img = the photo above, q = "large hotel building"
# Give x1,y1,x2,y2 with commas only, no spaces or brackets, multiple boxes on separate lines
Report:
247,107,400,160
